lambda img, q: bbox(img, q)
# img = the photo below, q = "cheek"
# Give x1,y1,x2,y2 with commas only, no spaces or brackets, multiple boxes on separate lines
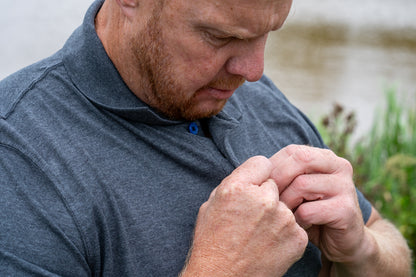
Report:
172,38,227,83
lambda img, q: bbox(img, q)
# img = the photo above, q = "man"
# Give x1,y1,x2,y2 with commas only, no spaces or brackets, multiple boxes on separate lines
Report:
0,0,411,276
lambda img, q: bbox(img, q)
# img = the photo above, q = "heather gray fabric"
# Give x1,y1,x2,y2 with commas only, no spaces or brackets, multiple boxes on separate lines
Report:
0,0,372,276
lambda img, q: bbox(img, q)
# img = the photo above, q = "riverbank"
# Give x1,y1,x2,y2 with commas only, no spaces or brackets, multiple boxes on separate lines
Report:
264,16,416,139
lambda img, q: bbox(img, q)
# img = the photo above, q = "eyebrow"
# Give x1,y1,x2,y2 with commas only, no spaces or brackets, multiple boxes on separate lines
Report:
196,15,284,41
206,27,245,39
198,24,259,41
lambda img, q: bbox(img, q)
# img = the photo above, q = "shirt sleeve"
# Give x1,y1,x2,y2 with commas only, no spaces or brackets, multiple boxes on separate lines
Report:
0,145,90,276
356,188,372,223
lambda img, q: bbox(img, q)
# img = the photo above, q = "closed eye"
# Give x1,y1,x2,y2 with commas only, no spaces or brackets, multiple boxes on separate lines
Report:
202,30,235,47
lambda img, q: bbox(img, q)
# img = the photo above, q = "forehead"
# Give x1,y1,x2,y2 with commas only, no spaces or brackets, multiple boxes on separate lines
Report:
164,0,292,38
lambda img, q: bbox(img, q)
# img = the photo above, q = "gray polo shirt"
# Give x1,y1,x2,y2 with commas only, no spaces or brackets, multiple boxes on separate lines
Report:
0,0,371,276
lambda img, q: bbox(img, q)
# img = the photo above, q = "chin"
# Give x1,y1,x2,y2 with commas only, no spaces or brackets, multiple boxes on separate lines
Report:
181,103,226,121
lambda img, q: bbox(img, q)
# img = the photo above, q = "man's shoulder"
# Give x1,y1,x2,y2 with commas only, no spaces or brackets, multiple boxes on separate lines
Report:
0,53,65,119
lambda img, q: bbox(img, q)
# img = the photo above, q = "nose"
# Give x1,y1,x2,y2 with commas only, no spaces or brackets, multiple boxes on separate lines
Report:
225,35,267,82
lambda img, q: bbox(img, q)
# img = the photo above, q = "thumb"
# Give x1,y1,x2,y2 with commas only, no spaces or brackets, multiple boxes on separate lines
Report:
259,178,280,202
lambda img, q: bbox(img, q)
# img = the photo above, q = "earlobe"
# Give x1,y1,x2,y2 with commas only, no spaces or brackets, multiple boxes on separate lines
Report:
115,0,140,18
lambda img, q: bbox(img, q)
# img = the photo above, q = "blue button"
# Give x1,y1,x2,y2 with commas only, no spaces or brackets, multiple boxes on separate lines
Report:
188,122,199,135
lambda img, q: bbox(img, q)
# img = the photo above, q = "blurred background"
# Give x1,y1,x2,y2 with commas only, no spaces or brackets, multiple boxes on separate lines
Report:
265,0,416,136
1,0,416,272
0,1,91,78
1,0,415,135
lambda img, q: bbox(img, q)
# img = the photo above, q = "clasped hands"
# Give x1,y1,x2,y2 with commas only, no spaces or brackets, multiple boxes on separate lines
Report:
182,145,369,277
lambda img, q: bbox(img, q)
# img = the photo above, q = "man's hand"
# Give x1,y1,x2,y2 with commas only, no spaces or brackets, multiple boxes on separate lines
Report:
270,145,412,276
270,144,365,263
181,156,308,277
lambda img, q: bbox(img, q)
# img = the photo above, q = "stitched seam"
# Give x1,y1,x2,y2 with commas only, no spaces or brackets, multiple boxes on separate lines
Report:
0,142,93,271
3,62,64,119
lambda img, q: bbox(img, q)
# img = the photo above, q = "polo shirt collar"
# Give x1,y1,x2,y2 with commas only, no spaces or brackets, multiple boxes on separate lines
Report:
62,0,241,125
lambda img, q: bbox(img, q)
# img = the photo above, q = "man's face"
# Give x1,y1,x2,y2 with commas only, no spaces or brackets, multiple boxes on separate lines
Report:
131,0,292,120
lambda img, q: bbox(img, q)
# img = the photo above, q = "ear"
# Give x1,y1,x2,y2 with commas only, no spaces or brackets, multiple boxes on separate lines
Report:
115,0,140,18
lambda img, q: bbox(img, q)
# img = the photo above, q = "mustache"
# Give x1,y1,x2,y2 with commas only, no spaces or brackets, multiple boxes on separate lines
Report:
205,76,246,91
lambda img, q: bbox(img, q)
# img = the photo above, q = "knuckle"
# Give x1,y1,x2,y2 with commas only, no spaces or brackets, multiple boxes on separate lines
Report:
248,155,270,165
343,194,359,212
216,181,241,199
284,213,308,253
294,205,308,221
198,201,209,215
256,189,279,213
296,224,308,242
293,174,310,191
295,205,314,222
298,229,309,251
339,157,354,175
286,144,300,153
247,155,273,172
262,198,278,214
199,201,208,211
322,147,337,157
292,145,314,164
277,203,296,226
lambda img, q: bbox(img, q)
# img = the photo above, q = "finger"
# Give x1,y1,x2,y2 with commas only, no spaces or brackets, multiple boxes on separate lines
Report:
279,174,339,211
259,178,280,202
294,199,364,248
293,200,339,229
269,145,348,193
222,155,273,187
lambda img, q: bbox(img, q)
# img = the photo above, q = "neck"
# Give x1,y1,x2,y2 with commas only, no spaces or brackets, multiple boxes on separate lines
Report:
95,0,151,100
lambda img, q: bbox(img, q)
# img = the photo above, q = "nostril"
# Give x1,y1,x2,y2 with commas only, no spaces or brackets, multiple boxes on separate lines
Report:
225,55,264,83
243,57,265,82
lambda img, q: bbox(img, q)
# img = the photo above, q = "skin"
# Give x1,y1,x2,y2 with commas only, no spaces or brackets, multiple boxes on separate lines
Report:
270,145,412,276
96,0,412,276
181,157,308,277
96,0,290,120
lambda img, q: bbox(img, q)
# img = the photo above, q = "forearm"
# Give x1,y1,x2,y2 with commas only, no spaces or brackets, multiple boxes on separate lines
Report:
329,219,412,277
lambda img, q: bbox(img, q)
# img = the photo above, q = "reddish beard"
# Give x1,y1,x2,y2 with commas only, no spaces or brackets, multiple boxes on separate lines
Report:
200,76,246,92
131,8,245,121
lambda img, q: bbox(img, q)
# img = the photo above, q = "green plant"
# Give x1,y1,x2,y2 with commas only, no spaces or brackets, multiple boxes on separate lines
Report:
317,103,356,159
316,88,416,273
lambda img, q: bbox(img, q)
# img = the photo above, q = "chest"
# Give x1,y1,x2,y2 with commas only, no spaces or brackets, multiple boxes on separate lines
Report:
35,113,322,276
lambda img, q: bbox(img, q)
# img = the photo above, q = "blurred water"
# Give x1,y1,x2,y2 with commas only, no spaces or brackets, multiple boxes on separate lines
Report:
1,0,415,137
266,1,416,136
289,0,416,30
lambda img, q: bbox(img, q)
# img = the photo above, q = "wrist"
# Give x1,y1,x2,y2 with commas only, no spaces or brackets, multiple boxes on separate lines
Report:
179,248,234,277
332,227,381,276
